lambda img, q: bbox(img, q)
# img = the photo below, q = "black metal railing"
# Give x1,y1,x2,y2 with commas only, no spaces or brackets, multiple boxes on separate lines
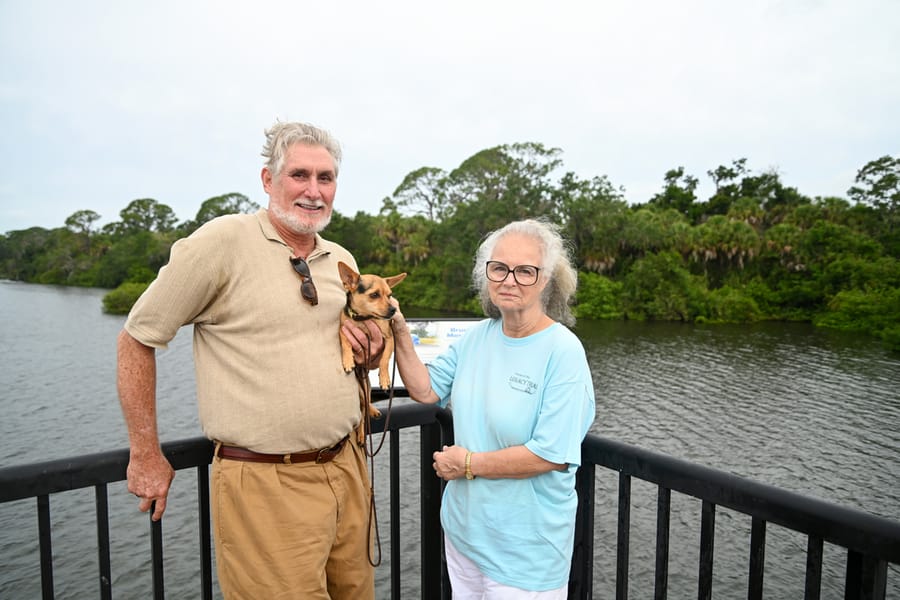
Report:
0,401,449,600
571,436,900,600
2,401,899,599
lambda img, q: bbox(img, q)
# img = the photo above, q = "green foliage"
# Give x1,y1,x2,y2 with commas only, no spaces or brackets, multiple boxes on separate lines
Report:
102,282,150,314
118,198,178,234
620,208,692,258
815,288,900,351
702,285,762,324
557,172,627,273
740,277,781,318
882,326,900,353
391,166,450,221
183,193,260,234
762,271,822,321
574,272,623,320
2,151,900,346
92,231,171,288
817,256,900,297
620,251,705,321
646,166,698,219
848,155,899,213
65,209,101,236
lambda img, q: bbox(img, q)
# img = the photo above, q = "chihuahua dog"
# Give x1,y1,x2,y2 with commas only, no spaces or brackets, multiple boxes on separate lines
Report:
338,261,407,425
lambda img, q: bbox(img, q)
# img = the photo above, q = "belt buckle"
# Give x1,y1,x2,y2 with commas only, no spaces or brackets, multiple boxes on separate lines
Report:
316,447,330,464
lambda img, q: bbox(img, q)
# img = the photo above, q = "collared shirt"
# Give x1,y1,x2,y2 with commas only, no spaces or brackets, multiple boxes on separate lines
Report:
125,209,360,453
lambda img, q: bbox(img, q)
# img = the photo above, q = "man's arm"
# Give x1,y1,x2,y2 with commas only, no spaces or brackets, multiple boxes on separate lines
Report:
117,329,174,521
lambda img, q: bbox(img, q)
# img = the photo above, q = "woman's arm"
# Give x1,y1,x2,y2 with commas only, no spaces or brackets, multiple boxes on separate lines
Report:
390,302,441,404
432,444,566,481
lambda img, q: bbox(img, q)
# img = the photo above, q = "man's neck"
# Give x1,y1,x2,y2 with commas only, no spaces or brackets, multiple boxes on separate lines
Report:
286,233,317,259
269,215,318,258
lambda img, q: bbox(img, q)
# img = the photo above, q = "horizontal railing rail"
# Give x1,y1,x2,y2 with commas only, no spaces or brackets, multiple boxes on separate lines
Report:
2,400,899,599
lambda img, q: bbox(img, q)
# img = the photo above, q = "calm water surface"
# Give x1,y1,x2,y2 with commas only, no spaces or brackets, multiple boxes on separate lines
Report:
1,281,898,598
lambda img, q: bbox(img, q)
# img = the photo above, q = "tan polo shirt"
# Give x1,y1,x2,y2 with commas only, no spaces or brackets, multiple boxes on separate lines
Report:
125,209,360,453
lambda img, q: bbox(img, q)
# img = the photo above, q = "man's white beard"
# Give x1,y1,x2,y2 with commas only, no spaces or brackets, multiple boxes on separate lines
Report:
270,203,332,234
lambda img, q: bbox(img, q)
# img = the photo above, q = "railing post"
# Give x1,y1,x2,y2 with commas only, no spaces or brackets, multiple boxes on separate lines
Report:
150,503,164,599
37,494,54,600
698,500,716,600
569,462,595,599
197,465,213,600
390,427,401,599
805,535,823,600
420,419,446,599
655,487,671,600
860,557,888,600
95,484,112,600
616,473,632,600
748,516,766,600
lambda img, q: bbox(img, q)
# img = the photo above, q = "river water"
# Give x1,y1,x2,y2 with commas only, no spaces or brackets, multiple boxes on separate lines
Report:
1,281,898,598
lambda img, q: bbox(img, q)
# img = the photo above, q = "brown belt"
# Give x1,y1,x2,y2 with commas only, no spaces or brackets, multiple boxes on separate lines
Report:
215,436,348,465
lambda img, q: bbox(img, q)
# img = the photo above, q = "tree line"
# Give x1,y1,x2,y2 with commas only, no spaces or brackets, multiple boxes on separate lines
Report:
1,146,898,351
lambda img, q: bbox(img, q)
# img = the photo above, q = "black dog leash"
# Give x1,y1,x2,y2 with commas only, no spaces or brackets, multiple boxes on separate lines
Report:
354,331,399,568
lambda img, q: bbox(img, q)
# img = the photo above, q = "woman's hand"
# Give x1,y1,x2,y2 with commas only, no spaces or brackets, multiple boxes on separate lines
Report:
435,445,567,481
388,298,409,336
433,445,468,480
387,298,442,404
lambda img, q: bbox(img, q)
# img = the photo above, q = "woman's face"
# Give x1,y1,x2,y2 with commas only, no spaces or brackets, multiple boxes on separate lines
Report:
487,233,548,315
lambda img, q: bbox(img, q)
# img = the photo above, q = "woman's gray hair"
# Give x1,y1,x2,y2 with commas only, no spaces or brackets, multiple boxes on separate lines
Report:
261,121,342,178
472,218,578,327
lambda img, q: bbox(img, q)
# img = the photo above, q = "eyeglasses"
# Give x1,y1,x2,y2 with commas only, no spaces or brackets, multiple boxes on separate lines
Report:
290,257,319,305
485,261,541,286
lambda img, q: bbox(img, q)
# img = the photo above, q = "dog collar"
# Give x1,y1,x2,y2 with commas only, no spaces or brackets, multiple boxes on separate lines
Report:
344,303,375,322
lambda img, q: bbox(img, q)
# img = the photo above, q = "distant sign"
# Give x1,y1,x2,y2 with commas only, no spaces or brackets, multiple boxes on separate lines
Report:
370,318,479,390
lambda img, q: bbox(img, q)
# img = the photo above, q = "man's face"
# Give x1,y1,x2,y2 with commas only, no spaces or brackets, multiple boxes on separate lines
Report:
263,143,337,234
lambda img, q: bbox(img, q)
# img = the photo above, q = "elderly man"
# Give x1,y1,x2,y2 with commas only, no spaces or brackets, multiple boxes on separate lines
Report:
117,121,381,599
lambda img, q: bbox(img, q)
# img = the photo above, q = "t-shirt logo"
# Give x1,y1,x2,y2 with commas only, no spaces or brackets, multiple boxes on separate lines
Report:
508,372,538,395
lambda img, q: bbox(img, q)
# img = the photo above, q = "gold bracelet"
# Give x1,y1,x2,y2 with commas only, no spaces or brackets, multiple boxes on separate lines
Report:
465,451,475,480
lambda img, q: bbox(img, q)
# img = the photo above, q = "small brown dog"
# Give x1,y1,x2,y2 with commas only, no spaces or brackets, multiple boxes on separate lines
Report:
338,261,407,424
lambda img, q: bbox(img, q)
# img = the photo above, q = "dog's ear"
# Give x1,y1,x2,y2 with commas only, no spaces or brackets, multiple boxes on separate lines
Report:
386,273,407,288
337,261,360,289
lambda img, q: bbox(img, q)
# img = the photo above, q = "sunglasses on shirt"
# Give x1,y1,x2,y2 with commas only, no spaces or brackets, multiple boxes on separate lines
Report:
290,257,319,306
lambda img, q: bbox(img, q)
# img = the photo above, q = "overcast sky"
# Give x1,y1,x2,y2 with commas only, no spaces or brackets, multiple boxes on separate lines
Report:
1,0,898,233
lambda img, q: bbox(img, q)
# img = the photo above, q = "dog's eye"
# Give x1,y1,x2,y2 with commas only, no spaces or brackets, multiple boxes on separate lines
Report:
369,292,381,299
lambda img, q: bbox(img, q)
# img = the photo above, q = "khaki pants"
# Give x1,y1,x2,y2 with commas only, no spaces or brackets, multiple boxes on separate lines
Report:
211,439,374,600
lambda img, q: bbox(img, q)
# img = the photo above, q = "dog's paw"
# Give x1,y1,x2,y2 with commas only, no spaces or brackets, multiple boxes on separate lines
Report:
368,405,382,419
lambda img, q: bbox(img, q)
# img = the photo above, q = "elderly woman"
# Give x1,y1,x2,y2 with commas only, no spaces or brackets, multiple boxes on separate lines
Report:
390,218,596,599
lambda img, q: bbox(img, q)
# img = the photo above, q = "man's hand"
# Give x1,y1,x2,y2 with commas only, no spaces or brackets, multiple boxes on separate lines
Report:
126,450,175,521
341,320,386,369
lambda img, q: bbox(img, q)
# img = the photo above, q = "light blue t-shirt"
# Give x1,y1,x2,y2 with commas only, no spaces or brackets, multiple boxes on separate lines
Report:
427,318,596,591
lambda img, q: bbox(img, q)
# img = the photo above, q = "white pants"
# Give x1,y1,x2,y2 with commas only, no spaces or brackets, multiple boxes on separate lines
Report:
444,537,568,600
